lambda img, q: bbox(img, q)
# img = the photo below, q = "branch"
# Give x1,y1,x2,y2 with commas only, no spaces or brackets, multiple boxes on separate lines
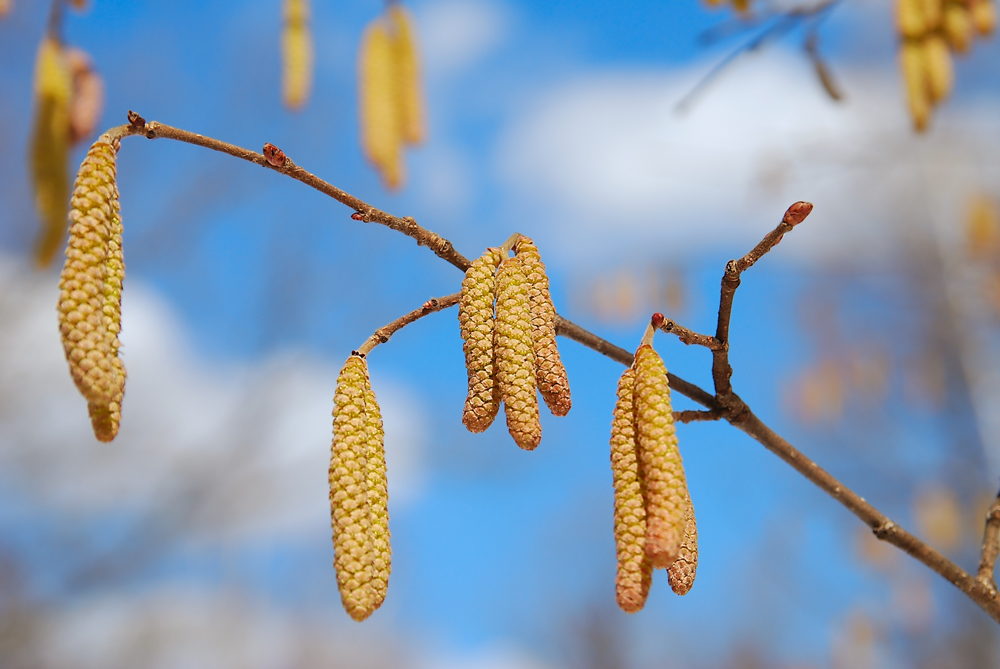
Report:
674,410,721,424
356,293,460,356
658,318,723,350
100,116,1000,625
979,488,1000,593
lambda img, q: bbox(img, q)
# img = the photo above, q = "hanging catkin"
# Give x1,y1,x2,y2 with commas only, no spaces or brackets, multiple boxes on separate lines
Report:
331,354,377,621
58,134,126,442
514,236,571,417
282,0,313,110
666,492,698,596
459,248,503,433
359,18,403,189
495,256,542,450
610,366,652,613
924,34,953,103
388,4,424,146
633,344,689,569
362,372,391,610
901,40,931,132
31,37,72,268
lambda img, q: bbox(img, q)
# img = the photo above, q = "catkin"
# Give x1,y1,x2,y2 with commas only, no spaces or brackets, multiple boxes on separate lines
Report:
666,491,698,596
924,34,953,102
515,236,571,417
898,0,927,38
31,37,72,268
362,369,391,610
633,344,688,569
66,49,104,145
495,256,541,450
901,40,931,132
331,354,377,621
972,0,997,35
58,134,127,442
943,2,973,52
388,4,424,145
282,0,313,110
0,0,12,19
459,248,503,433
610,367,652,613
359,19,403,189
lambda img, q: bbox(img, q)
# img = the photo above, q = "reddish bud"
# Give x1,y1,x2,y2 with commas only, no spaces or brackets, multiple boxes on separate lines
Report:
351,211,365,221
263,142,287,167
651,312,665,328
782,201,814,226
127,110,145,128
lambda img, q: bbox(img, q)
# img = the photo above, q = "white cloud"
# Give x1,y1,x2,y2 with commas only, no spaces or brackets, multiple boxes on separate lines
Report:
418,0,510,79
496,51,1000,266
0,256,427,542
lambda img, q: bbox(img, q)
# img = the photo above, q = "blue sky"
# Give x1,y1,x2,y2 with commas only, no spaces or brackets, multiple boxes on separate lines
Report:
2,0,1000,666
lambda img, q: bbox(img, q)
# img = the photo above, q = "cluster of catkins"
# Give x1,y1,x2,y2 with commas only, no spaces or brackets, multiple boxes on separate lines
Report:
609,315,697,613
329,353,390,622
281,0,313,110
898,0,996,131
458,236,572,450
57,134,126,443
358,3,424,190
31,32,104,267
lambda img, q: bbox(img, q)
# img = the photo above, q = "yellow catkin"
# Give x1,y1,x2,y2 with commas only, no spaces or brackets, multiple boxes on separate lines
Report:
919,0,943,30
972,0,997,34
924,34,953,102
610,367,652,613
331,354,376,621
943,2,974,51
282,0,313,110
633,344,688,569
666,492,698,596
58,134,126,442
388,4,424,145
898,0,928,37
359,18,403,190
459,248,503,433
362,368,391,611
495,256,541,450
515,236,571,417
31,37,72,268
901,39,931,132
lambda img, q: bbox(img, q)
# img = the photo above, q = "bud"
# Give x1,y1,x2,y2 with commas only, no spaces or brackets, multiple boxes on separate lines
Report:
388,4,424,145
610,367,652,613
459,248,503,432
515,236,571,417
282,0,313,110
666,492,698,595
363,370,391,610
58,135,127,442
359,18,403,189
943,3,973,52
495,256,542,450
31,37,72,268
901,39,931,132
924,34,953,103
633,344,688,569
972,0,997,35
331,354,376,621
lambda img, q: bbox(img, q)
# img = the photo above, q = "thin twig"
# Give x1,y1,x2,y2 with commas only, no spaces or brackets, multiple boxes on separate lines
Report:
659,318,723,350
713,201,813,408
674,410,721,424
554,315,720,411
979,488,1000,593
356,293,460,356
